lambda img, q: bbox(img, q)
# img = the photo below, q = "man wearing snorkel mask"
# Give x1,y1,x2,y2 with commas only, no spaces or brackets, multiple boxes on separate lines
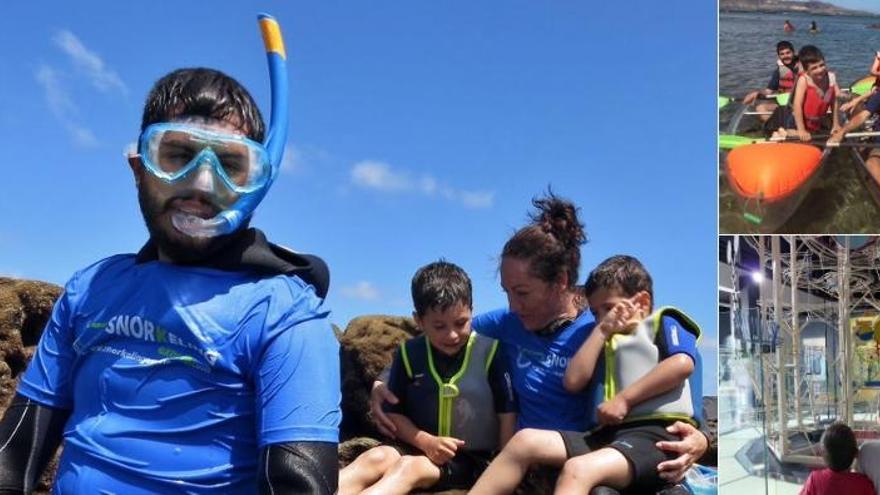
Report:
0,16,340,495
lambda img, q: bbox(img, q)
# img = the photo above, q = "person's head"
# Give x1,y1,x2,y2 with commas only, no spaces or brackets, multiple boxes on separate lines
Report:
411,260,474,356
776,41,796,65
128,68,266,263
583,255,653,323
798,45,827,77
821,422,858,472
500,191,587,331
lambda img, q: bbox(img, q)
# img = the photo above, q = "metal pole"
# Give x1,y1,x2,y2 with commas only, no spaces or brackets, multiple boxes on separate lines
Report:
773,236,788,454
838,238,853,425
791,236,801,429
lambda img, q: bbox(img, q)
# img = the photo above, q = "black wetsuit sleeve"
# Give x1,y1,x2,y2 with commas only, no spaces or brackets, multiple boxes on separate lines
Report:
258,441,337,495
383,348,408,415
0,394,69,494
487,348,517,413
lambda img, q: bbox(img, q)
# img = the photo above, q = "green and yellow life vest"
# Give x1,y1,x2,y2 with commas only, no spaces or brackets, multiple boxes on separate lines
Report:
603,306,701,427
398,332,501,452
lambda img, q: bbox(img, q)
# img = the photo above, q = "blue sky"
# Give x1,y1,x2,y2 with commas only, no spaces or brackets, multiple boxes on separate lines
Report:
0,1,717,393
827,0,880,14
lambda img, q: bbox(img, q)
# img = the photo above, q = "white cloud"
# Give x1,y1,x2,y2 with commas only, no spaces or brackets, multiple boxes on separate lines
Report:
69,126,99,147
35,65,75,118
459,190,495,209
341,281,381,301
350,160,494,209
351,161,410,191
34,64,99,148
53,30,128,95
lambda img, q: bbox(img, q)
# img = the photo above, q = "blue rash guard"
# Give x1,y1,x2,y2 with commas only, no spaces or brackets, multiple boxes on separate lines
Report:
471,309,603,432
471,310,704,433
17,254,341,494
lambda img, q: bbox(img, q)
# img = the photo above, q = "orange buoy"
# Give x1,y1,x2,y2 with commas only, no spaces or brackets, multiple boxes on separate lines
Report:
726,143,823,201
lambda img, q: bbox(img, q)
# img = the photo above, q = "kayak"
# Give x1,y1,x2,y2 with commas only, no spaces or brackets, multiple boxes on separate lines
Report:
722,103,831,232
841,76,880,208
845,120,880,209
851,75,877,97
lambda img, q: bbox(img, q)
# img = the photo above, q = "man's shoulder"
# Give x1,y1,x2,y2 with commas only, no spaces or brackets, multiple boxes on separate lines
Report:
68,254,137,287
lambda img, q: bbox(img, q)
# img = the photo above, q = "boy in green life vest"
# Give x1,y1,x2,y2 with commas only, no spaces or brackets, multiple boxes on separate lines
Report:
470,255,703,495
338,261,517,495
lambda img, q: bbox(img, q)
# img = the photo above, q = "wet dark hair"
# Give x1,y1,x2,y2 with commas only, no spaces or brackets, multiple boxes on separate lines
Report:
822,422,858,471
140,68,265,142
798,45,825,69
584,255,653,309
776,41,795,54
501,191,587,288
412,260,473,317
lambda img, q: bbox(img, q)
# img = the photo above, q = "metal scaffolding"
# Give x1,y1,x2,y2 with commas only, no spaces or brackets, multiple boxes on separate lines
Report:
723,236,880,467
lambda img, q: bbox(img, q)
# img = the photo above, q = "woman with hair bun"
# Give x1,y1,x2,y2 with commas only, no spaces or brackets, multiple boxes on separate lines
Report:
369,192,708,489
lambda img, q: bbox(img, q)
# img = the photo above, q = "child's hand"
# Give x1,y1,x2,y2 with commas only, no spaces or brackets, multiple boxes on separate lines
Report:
827,128,846,146
598,396,630,425
797,129,811,142
422,435,465,465
598,299,642,338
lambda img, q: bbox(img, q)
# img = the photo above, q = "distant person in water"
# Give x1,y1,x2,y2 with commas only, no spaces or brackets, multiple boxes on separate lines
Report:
784,20,795,32
810,21,819,34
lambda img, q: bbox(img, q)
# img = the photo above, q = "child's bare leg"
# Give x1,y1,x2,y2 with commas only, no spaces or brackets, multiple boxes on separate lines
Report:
469,428,568,495
338,445,401,495
554,448,632,495
362,455,441,495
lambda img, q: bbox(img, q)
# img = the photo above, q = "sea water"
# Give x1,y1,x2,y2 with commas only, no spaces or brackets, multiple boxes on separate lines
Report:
720,11,880,233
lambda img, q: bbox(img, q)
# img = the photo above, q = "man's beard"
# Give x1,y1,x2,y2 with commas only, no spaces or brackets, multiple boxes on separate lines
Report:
137,185,246,264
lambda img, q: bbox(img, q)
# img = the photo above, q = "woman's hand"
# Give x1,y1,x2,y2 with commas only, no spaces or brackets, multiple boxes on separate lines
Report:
655,421,709,482
369,380,400,438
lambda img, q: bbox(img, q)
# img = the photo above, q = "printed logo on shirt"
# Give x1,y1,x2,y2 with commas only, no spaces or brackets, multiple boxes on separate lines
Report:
86,314,218,368
516,348,569,374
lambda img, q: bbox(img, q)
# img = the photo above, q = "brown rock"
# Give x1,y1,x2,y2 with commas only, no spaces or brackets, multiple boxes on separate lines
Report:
339,315,419,440
0,277,64,494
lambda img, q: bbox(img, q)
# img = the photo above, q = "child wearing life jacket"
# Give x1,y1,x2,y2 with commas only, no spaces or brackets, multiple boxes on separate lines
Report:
470,255,702,495
742,41,800,122
800,423,874,494
338,261,517,495
770,45,841,142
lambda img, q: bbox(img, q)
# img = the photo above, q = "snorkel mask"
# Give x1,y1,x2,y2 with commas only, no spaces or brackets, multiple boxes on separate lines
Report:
138,13,289,238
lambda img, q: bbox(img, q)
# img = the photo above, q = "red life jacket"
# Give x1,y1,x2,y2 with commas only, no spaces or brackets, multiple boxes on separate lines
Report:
800,72,836,132
777,60,797,92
